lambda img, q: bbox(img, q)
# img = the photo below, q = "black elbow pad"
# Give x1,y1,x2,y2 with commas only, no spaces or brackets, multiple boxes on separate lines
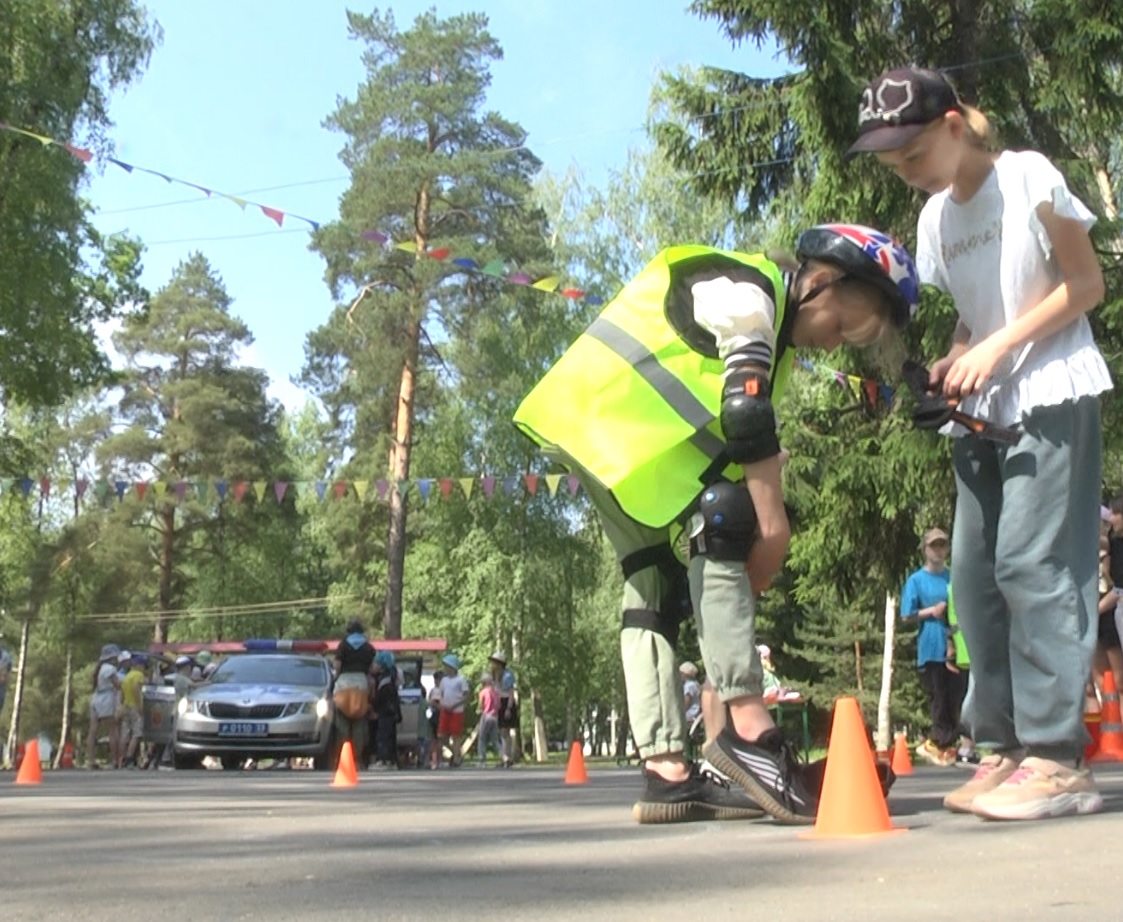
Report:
720,369,780,464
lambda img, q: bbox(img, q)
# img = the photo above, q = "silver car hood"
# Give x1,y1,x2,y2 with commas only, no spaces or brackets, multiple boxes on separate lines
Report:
193,683,323,704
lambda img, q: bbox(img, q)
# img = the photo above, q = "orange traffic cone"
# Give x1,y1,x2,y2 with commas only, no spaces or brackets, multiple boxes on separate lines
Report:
15,739,42,785
330,740,359,788
59,741,75,769
890,733,914,776
802,697,905,840
564,741,588,785
1091,671,1123,763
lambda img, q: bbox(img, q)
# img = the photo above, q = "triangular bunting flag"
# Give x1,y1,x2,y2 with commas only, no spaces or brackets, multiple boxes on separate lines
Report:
260,206,285,226
585,295,605,306
393,241,417,253
439,478,454,499
94,480,110,500
135,482,149,502
194,481,208,502
55,478,71,498
416,479,432,501
252,481,267,502
114,480,128,500
560,288,585,300
18,477,33,497
502,476,520,496
75,479,89,498
459,478,474,500
108,158,134,173
524,474,539,495
426,248,450,260
314,481,327,501
290,481,304,498
396,479,410,497
545,474,562,497
880,384,895,407
376,479,390,500
481,260,505,277
152,481,168,499
863,379,879,407
214,480,228,501
274,481,288,502
353,480,369,500
332,481,349,500
173,481,188,501
232,481,249,503
531,276,560,292
482,476,496,497
361,230,388,244
39,477,51,498
566,474,580,496
508,273,532,285
63,143,93,162
452,258,478,270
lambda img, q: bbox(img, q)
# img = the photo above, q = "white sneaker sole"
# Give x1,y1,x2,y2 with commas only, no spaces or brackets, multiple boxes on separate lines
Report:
972,791,1104,821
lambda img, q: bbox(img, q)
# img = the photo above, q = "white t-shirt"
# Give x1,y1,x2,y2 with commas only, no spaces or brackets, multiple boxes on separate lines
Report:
438,674,470,713
916,150,1112,427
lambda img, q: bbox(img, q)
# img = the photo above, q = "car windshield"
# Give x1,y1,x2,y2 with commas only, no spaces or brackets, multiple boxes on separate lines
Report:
208,656,328,687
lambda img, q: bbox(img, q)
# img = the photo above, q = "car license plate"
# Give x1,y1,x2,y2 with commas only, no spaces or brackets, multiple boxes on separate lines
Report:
217,722,269,737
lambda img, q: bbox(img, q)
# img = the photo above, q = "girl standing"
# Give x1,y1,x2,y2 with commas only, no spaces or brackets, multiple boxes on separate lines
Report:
851,66,1111,821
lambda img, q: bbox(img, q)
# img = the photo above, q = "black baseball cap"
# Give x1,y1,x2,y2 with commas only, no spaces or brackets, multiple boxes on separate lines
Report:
847,67,962,155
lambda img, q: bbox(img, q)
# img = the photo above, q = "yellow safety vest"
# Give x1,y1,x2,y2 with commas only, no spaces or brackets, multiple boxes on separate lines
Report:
514,246,793,528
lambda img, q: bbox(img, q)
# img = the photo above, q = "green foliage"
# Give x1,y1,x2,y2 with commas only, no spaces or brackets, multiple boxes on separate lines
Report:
0,1,158,409
654,0,1123,725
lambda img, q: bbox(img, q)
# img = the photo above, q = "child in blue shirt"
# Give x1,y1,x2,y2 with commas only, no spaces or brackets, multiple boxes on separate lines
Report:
901,528,955,766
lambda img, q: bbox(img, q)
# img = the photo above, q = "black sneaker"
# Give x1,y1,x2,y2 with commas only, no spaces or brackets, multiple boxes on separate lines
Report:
800,757,897,798
703,727,819,825
632,762,766,824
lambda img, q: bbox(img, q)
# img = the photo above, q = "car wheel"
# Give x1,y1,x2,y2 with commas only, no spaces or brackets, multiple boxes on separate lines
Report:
220,756,243,771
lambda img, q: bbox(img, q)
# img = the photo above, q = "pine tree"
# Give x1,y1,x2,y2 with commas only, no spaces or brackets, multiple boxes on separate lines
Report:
100,253,286,641
307,9,549,638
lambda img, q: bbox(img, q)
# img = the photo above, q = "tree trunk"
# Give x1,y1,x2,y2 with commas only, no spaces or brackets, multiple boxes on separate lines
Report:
877,592,897,753
531,687,548,763
54,639,74,769
155,504,175,643
383,312,420,640
4,617,31,765
854,639,863,693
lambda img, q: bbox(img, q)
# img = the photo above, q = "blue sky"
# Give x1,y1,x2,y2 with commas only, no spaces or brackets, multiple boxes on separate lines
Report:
86,1,786,409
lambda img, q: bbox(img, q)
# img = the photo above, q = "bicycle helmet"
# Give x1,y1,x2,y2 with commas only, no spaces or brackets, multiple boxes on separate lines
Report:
795,224,920,329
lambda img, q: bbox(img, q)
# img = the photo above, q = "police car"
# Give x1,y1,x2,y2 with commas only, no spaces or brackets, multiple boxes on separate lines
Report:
172,641,334,770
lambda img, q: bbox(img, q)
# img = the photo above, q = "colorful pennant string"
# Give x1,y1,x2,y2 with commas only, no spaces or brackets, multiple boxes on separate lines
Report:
0,121,606,308
796,358,895,409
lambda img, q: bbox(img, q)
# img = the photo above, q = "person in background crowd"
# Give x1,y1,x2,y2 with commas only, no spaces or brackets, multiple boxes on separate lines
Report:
0,631,12,715
437,654,470,769
476,673,502,767
489,651,518,768
426,669,444,770
117,652,145,769
901,527,957,767
332,619,375,767
87,644,121,769
369,650,401,770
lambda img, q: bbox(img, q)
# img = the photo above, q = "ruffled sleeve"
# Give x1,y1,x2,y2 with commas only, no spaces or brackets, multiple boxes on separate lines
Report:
1021,151,1097,256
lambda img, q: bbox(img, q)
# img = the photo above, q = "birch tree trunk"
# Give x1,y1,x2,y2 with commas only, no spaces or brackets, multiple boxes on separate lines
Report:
877,591,897,753
4,617,31,766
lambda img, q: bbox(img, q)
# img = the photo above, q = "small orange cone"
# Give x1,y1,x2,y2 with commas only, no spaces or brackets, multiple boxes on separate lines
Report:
15,739,42,785
802,697,904,840
330,740,359,787
890,733,914,776
1091,671,1123,763
564,741,588,785
59,742,75,769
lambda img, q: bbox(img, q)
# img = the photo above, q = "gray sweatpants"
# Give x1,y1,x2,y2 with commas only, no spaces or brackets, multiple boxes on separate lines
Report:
583,475,763,760
951,396,1100,762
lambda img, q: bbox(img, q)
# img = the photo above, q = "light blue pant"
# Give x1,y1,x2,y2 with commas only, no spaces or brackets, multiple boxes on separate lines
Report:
951,397,1100,762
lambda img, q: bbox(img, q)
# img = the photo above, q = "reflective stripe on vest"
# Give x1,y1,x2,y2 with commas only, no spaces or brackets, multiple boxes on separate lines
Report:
514,246,790,528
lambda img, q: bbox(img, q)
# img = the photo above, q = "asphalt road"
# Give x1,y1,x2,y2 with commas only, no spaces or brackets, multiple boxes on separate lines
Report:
4,761,1122,921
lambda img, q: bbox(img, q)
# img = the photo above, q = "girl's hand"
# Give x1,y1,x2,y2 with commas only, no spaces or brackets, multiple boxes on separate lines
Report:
942,337,1009,398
